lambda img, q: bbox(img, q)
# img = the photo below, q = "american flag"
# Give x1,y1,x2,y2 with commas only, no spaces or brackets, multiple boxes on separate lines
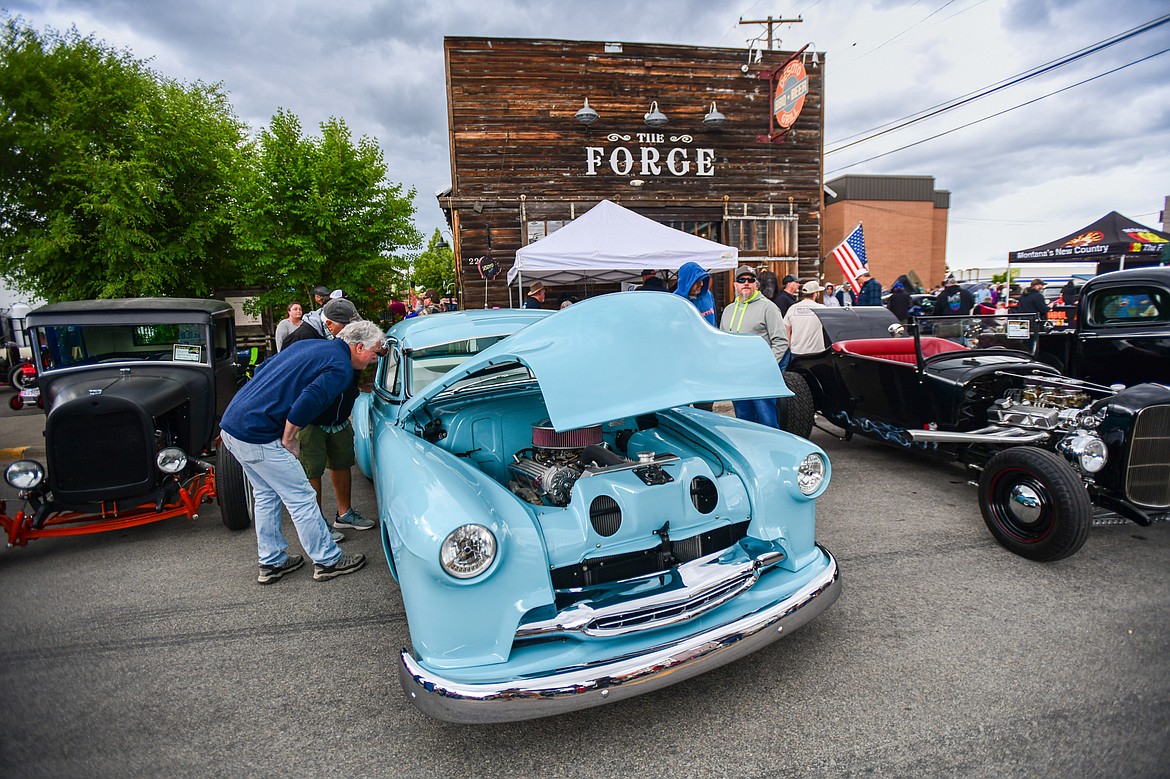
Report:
830,223,867,294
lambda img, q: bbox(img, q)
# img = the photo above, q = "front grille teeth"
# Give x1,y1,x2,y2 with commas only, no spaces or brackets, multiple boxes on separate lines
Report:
1126,404,1170,508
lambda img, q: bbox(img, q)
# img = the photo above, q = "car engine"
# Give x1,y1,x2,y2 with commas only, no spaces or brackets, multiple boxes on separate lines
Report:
507,422,675,506
988,375,1106,432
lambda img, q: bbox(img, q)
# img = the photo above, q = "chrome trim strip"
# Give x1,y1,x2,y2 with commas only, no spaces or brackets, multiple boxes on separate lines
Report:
904,426,1049,445
515,547,785,639
398,546,840,724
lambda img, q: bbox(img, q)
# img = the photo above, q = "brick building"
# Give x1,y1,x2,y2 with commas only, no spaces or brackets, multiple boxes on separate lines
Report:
823,175,949,291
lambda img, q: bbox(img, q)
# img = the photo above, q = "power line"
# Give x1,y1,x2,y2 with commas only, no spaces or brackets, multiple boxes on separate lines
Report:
827,13,1170,153
825,45,1170,176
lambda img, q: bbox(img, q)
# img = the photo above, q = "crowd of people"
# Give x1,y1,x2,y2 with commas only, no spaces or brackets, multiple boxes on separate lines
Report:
240,265,1087,582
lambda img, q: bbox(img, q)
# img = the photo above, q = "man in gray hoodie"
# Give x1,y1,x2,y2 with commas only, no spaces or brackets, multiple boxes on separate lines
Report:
719,264,789,428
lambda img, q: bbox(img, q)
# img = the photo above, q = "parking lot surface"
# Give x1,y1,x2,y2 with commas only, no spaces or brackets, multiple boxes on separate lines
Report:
1,399,1167,778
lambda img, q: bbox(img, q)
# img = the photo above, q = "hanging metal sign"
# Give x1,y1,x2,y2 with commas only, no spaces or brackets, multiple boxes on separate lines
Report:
773,60,809,129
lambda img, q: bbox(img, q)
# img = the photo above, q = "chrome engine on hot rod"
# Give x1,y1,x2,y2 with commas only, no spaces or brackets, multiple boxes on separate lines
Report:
507,421,676,506
987,374,1108,433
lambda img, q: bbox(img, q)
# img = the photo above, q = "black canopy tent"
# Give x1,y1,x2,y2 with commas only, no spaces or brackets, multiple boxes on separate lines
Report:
1008,211,1170,273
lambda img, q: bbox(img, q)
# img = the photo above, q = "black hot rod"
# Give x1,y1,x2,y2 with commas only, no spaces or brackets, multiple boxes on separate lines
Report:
780,307,1170,562
1,298,253,546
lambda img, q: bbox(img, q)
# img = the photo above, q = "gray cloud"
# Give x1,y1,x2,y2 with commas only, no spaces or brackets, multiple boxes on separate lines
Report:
8,0,1170,269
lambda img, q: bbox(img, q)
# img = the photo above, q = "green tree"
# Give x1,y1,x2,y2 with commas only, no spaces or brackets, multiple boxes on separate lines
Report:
0,17,249,301
412,229,455,295
234,109,421,318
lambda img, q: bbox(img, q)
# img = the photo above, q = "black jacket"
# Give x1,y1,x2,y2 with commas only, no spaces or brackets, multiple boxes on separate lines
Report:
932,285,975,316
1017,289,1050,316
886,288,912,321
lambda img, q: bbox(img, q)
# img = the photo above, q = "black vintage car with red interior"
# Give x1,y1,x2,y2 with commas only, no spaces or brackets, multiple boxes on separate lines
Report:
1,298,252,546
779,307,1170,562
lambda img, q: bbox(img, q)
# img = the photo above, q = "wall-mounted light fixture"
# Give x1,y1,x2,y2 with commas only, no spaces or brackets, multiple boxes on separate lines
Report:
575,98,600,125
643,101,668,127
803,44,819,68
703,102,726,129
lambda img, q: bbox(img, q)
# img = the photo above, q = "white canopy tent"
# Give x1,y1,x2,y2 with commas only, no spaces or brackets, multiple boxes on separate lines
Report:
507,199,738,288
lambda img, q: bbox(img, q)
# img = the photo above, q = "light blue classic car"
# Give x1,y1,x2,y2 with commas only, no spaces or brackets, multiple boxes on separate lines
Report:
352,292,840,723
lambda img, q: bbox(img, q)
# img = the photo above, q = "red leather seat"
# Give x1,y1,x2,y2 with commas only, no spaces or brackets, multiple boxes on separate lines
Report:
832,337,966,364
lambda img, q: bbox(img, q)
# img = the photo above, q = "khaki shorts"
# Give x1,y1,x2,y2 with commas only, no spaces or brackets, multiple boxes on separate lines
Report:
296,423,355,478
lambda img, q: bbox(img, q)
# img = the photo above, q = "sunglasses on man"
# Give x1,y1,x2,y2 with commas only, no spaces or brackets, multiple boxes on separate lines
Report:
735,275,757,283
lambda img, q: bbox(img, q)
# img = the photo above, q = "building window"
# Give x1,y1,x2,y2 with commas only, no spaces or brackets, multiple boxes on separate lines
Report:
526,220,566,245
725,217,798,258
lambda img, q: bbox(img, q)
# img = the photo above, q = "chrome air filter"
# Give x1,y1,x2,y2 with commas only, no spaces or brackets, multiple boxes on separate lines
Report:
531,421,603,451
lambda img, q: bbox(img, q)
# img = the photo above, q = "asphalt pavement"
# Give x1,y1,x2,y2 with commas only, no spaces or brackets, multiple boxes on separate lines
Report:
1,396,1167,778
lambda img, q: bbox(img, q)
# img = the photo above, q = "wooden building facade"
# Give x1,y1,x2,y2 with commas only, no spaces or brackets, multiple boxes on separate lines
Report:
440,37,826,310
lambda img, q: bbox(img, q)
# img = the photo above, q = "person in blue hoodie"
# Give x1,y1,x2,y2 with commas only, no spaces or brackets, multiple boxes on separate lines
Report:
674,261,717,326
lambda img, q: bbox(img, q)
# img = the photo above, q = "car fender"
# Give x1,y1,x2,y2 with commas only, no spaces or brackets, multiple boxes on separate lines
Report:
351,391,373,479
372,419,553,670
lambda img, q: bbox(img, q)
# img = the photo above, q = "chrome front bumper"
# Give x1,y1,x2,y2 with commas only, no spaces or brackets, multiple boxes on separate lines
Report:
398,545,840,724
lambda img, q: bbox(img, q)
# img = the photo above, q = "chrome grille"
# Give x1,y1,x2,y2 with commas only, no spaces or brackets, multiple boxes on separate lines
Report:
1126,404,1170,508
585,571,755,636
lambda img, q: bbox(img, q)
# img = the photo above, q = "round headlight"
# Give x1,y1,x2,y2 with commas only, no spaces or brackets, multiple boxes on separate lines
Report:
440,524,497,579
1061,433,1108,474
156,447,189,474
5,459,45,490
797,453,826,495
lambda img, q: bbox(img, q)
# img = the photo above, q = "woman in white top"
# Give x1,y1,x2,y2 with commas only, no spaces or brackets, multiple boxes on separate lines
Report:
275,301,303,351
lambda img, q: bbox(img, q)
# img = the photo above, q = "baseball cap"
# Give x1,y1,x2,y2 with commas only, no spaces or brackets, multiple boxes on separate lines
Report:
734,265,756,281
854,268,871,280
801,280,824,294
1031,278,1045,287
321,297,359,325
782,274,799,285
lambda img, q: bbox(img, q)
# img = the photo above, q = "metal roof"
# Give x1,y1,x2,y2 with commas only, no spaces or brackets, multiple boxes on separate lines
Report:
825,175,949,208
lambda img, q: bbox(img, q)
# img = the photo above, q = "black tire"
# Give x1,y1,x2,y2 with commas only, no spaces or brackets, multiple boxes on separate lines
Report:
777,370,815,439
977,446,1091,562
216,443,254,531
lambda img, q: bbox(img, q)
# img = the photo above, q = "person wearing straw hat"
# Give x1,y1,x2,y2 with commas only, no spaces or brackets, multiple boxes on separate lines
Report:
524,281,546,309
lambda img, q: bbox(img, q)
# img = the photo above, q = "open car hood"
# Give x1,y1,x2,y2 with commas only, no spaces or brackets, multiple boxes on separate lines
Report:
401,292,789,431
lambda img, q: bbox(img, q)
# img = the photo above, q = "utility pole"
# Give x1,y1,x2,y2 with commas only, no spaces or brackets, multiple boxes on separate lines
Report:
739,14,803,50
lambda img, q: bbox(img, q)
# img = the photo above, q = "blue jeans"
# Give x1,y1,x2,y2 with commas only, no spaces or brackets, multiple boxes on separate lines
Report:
732,398,780,429
220,430,342,567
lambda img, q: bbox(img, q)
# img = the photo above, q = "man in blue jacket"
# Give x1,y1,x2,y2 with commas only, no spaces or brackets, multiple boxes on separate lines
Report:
674,261,716,325
220,319,385,584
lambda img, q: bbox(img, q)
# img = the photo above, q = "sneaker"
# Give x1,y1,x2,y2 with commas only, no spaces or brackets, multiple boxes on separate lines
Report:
331,528,346,543
257,554,304,585
313,552,366,581
333,507,376,531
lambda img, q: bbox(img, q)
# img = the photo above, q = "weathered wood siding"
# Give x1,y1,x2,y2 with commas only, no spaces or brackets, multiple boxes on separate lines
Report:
442,37,825,310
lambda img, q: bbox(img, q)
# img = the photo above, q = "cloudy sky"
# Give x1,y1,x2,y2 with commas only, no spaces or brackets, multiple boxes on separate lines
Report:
7,0,1170,278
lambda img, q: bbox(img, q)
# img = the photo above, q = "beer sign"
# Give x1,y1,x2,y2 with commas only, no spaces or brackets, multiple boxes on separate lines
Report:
773,60,809,129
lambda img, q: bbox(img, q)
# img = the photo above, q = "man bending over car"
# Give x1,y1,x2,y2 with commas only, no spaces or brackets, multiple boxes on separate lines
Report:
219,319,385,584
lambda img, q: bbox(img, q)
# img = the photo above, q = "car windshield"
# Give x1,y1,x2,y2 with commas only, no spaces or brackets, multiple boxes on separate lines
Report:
916,314,1040,353
402,335,509,396
33,323,210,370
